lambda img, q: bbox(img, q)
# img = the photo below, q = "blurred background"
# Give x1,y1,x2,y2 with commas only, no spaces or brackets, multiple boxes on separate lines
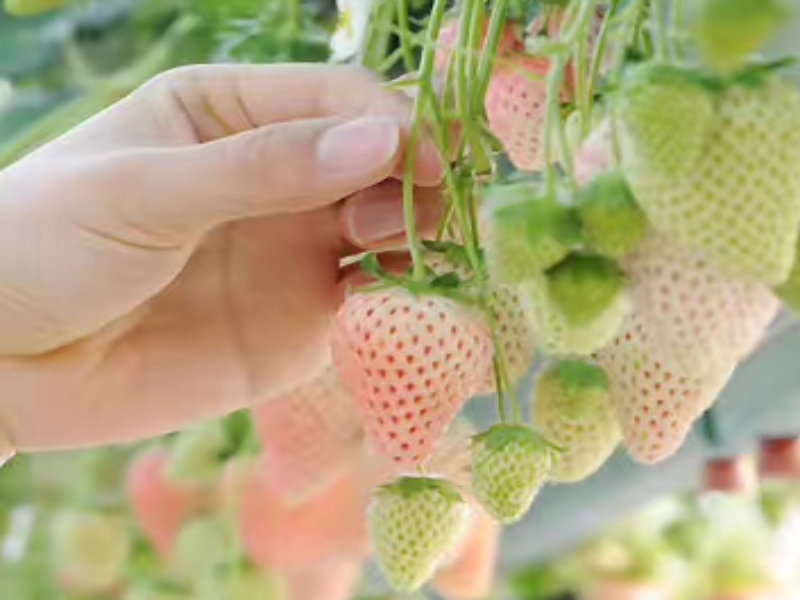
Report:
4,1,800,599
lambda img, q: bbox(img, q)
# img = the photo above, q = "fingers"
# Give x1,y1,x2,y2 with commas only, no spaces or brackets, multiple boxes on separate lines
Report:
137,63,444,185
130,116,406,238
340,180,444,249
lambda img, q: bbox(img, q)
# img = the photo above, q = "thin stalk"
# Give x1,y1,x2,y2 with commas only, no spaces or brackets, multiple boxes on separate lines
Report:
650,0,668,60
397,0,418,72
671,0,687,60
404,0,450,281
290,0,302,34
492,357,509,424
587,1,617,107
475,0,510,103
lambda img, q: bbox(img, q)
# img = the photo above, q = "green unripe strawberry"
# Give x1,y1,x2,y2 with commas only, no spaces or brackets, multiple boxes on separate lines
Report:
521,274,628,356
51,510,131,593
575,171,648,258
172,516,237,579
471,425,555,524
370,477,470,592
545,253,627,326
692,0,790,73
533,361,620,484
166,421,229,486
616,63,715,182
483,181,582,284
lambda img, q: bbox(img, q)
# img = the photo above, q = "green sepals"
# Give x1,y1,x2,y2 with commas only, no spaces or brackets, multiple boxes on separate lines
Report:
691,0,790,74
574,171,648,258
377,476,464,505
544,253,627,326
548,360,610,394
484,181,582,284
472,424,553,455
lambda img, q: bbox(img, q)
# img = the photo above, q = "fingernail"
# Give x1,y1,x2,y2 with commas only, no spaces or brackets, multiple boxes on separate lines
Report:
346,193,406,245
318,117,401,174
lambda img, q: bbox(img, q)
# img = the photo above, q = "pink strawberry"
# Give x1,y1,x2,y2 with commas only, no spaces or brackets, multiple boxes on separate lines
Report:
704,456,758,497
251,366,363,504
332,289,493,467
285,559,364,600
622,235,779,378
485,54,551,172
435,17,524,72
238,460,370,570
596,312,734,464
126,449,211,558
758,438,800,480
433,508,501,600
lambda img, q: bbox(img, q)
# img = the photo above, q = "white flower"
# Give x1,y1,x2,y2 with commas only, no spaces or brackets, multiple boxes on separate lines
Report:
330,0,375,62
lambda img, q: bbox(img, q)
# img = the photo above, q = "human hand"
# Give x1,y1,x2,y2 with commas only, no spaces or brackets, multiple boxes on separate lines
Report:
0,63,443,456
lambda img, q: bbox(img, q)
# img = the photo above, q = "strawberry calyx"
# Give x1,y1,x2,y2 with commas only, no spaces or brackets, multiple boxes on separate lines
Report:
376,476,464,505
473,424,561,457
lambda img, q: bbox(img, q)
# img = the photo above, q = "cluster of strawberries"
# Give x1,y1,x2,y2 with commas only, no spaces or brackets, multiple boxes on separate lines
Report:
44,0,800,597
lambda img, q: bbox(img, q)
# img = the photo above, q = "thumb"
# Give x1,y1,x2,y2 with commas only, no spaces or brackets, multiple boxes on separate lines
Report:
137,116,403,237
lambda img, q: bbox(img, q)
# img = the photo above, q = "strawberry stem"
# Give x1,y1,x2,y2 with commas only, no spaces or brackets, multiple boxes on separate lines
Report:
475,0,511,106
404,0,449,283
397,0,418,72
650,0,668,60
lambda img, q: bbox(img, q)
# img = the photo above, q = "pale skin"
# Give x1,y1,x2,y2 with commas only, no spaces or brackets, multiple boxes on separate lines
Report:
0,64,445,460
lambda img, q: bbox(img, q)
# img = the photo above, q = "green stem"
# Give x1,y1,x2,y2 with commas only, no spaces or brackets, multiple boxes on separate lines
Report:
475,0,510,104
492,357,509,424
587,1,617,105
290,0,302,34
404,0,450,281
650,0,668,60
397,0,418,72
362,0,397,72
671,0,686,60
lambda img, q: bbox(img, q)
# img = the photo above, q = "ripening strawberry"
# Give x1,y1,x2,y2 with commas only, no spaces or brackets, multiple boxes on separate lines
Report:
251,366,363,504
332,289,493,467
370,477,471,592
485,54,551,172
433,508,501,600
435,17,524,72
238,462,370,571
692,0,790,73
623,235,779,378
616,62,800,285
50,510,131,594
521,272,628,356
126,449,211,558
533,360,620,484
596,312,734,464
471,425,555,523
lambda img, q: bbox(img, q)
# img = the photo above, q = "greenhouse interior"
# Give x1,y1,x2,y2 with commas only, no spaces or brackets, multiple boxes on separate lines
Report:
3,0,800,598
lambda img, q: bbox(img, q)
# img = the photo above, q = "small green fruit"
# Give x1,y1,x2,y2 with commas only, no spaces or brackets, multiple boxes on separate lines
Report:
575,171,648,258
545,253,627,326
692,0,790,73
